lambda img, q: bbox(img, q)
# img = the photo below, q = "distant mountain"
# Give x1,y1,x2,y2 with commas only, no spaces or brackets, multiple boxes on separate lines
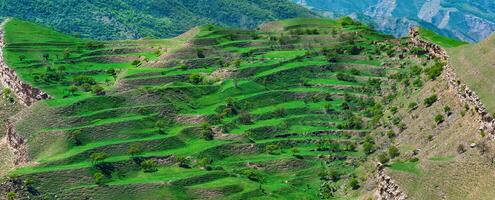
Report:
0,0,315,40
293,0,495,42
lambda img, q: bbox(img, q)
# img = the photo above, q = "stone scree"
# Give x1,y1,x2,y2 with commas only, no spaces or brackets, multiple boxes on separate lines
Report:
0,24,50,107
409,27,495,138
374,163,408,200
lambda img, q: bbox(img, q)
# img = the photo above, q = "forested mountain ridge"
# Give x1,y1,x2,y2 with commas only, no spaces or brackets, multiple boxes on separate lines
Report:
0,0,315,40
294,0,495,42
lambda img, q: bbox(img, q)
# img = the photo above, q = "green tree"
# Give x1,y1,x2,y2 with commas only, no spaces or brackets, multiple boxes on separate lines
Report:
128,144,142,158
388,146,400,159
18,55,26,61
188,73,204,84
266,144,279,155
141,159,158,172
378,153,390,164
93,172,105,186
68,130,83,146
90,152,109,166
177,156,191,168
92,85,105,95
349,178,360,190
68,85,78,96
434,114,444,124
200,123,214,140
424,95,438,107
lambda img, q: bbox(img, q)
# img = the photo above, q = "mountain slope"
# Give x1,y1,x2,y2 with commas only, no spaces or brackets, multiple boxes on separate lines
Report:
0,0,315,40
0,17,442,199
293,0,495,42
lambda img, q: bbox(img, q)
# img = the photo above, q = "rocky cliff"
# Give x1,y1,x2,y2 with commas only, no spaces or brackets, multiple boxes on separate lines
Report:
0,20,50,106
374,164,408,200
409,27,495,138
4,119,28,166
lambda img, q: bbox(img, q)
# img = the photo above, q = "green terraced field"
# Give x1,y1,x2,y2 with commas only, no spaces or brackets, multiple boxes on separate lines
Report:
2,18,436,199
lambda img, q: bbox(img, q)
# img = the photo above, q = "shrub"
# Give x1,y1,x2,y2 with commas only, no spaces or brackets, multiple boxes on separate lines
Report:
424,95,438,107
93,172,105,186
328,169,340,182
336,73,356,82
131,59,141,66
128,145,142,157
363,141,375,155
349,178,360,190
90,152,109,165
388,146,400,159
457,144,466,154
408,102,418,111
68,130,83,146
177,156,191,168
92,85,105,95
412,78,423,87
444,106,452,115
7,192,16,200
200,124,214,141
18,55,26,61
68,85,78,96
266,144,279,154
425,61,444,80
378,153,389,164
197,157,212,168
238,111,253,124
387,130,396,139
188,73,204,84
434,114,444,124
141,159,158,173
73,75,96,86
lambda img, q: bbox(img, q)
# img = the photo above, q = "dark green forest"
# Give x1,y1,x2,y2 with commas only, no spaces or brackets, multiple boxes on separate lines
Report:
0,0,315,40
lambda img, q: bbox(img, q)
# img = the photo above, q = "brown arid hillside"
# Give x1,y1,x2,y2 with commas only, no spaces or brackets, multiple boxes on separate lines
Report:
364,30,495,200
448,34,495,114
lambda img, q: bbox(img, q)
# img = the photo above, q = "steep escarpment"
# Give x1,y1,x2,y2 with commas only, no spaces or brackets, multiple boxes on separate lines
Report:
4,119,28,166
409,27,495,138
374,164,407,200
366,26,495,200
0,22,49,106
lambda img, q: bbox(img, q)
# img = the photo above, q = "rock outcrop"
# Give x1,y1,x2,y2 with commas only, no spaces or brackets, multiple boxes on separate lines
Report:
4,119,28,166
374,163,408,200
0,20,50,106
409,27,495,138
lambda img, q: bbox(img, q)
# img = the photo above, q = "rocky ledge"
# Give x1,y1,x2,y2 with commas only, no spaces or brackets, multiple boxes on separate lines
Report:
374,163,408,200
0,21,50,106
409,27,495,138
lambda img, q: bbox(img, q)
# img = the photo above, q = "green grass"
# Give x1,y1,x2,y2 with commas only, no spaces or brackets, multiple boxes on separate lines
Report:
1,17,432,199
418,28,468,48
387,160,421,175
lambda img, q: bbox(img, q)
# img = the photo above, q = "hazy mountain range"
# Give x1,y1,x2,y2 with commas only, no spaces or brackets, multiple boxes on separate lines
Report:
294,0,495,42
0,0,314,40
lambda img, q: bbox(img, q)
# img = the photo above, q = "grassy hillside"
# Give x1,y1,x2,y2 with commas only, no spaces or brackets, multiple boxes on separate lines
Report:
417,28,468,48
1,18,439,199
0,0,315,40
448,34,495,114
370,53,495,200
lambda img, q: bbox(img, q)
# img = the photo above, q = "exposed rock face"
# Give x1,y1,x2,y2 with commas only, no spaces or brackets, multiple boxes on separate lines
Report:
374,163,408,200
0,20,50,106
409,27,495,138
4,119,28,166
